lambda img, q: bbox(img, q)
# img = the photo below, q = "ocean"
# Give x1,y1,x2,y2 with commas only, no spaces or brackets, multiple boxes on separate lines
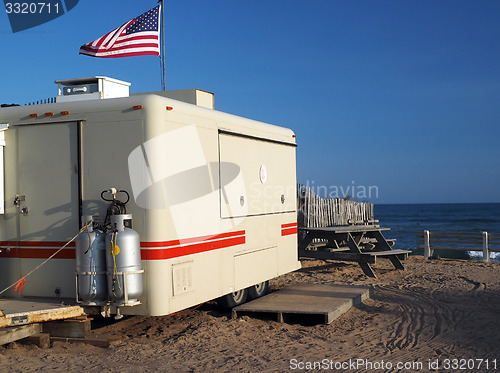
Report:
375,203,500,263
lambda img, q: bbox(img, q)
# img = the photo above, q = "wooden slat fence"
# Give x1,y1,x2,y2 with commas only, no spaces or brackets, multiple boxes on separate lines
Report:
416,231,500,263
297,184,374,228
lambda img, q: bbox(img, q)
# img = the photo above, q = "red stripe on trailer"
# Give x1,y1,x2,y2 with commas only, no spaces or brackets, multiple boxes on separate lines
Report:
0,247,76,259
0,241,76,259
281,227,298,236
141,234,246,260
18,248,76,259
140,230,245,248
0,241,75,247
281,222,298,236
0,231,247,261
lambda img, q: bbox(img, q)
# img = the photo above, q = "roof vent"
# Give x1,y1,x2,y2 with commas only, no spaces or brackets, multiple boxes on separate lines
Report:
55,76,131,103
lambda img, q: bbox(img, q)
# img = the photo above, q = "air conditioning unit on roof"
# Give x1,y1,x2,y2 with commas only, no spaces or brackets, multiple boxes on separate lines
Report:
55,76,131,103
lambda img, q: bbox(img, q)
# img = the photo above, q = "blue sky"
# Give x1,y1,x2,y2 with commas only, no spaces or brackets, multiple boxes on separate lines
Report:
1,0,499,204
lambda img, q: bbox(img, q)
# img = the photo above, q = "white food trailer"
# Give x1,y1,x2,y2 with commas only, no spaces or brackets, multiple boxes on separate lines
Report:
0,76,300,317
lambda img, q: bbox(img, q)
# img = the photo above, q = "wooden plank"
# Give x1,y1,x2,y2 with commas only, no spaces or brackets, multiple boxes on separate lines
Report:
427,246,477,251
417,245,500,253
50,336,122,348
307,241,328,249
427,237,483,244
298,249,376,263
428,246,485,251
416,237,486,244
0,323,42,346
417,234,481,239
430,232,482,237
365,250,410,256
417,236,485,244
346,233,377,278
427,232,482,238
430,234,483,242
388,255,405,270
43,319,91,338
20,333,51,349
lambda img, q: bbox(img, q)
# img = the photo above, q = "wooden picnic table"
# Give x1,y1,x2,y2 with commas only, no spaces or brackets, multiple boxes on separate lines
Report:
298,226,411,278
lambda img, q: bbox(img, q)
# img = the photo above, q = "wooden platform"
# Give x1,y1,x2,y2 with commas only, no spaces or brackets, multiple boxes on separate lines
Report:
232,284,372,324
0,298,84,328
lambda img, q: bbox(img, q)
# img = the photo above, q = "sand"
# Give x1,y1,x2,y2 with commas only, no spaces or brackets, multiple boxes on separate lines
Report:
1,256,499,372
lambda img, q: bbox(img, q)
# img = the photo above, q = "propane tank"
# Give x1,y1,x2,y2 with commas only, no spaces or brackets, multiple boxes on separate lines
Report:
75,216,107,304
105,214,143,305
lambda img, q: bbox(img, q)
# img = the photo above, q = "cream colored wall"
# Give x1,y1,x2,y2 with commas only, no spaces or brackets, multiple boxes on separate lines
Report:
0,94,299,315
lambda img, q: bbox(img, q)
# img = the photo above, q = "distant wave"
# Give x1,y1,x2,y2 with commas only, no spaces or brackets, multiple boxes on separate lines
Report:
376,203,500,263
467,251,500,261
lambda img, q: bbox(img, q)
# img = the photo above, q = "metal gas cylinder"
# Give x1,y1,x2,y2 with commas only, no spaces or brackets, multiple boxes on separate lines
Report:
75,216,107,304
105,214,143,305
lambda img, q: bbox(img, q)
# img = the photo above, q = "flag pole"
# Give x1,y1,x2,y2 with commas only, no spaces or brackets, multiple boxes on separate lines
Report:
160,0,166,90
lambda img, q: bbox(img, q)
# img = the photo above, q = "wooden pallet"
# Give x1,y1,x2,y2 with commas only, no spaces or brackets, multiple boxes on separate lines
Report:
232,284,372,324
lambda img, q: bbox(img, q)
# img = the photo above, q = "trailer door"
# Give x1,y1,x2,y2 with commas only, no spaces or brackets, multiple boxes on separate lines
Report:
219,132,296,218
17,122,80,242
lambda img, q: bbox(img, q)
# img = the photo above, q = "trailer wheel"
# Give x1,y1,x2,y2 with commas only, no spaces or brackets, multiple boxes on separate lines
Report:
248,281,269,300
218,288,248,309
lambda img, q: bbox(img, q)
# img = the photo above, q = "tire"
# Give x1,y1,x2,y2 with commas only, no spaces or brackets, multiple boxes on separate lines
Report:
247,281,269,300
217,288,248,309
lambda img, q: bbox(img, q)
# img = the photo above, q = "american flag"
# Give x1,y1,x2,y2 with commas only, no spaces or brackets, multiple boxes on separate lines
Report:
79,5,161,58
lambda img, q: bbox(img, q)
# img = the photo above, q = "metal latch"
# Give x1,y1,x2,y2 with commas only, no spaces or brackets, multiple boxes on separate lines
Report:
14,195,25,207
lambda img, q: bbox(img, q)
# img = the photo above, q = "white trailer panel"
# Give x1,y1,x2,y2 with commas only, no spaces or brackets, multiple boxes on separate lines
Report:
0,80,299,316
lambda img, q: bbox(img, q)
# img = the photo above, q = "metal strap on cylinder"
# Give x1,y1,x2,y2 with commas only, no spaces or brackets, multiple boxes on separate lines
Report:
112,269,145,306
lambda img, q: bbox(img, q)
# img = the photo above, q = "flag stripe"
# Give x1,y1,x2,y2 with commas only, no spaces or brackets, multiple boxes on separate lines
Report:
81,43,159,53
93,23,126,47
90,31,158,46
80,49,160,58
102,20,135,49
83,35,159,50
80,5,161,58
80,51,160,58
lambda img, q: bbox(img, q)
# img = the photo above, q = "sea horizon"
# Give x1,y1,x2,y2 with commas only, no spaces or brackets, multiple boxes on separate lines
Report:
374,202,500,263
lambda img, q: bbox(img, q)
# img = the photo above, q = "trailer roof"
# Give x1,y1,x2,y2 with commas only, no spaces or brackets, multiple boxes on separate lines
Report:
0,92,296,146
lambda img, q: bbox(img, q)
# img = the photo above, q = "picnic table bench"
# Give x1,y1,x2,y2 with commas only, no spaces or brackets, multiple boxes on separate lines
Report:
298,225,411,278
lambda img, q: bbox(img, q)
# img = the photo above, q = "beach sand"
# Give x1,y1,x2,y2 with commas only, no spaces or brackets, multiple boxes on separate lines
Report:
1,256,499,372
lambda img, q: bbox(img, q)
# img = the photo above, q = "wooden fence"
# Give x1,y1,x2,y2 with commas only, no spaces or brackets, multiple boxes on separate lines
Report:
416,231,500,263
297,184,374,228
